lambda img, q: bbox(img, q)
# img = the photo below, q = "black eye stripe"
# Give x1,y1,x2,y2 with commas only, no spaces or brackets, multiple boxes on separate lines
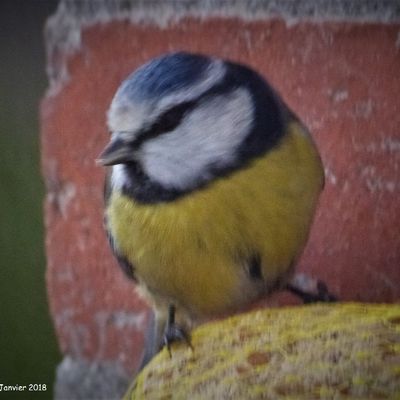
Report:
131,101,196,148
153,101,196,132
131,75,235,148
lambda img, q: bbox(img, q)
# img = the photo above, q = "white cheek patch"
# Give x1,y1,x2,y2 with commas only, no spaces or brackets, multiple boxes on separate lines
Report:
111,164,128,190
140,87,254,190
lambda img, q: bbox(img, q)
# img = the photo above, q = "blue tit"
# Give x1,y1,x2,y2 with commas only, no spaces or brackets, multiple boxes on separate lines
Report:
97,52,326,367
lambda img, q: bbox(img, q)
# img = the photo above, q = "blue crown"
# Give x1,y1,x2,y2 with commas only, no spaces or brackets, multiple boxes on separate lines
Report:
120,52,212,101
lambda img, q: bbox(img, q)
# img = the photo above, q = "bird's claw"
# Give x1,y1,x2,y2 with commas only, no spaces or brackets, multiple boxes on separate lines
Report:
162,304,193,356
163,323,192,356
287,273,338,304
314,280,338,303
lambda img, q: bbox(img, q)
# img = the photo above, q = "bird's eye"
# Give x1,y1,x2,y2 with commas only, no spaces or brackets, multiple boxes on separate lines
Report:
157,102,194,133
133,101,196,147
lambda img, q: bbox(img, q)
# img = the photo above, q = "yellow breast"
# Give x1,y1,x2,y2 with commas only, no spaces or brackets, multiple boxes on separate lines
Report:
106,122,324,318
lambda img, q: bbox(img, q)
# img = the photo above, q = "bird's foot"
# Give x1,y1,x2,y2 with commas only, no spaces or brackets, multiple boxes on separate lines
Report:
287,273,338,304
162,304,193,356
163,322,192,356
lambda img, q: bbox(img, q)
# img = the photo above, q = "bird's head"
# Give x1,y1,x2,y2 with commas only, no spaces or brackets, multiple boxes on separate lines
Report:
98,52,285,201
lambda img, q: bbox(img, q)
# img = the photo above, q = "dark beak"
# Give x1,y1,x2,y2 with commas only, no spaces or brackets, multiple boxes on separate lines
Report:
96,138,134,166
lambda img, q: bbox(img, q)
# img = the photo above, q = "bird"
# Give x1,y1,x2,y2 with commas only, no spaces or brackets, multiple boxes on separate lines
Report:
97,51,332,368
